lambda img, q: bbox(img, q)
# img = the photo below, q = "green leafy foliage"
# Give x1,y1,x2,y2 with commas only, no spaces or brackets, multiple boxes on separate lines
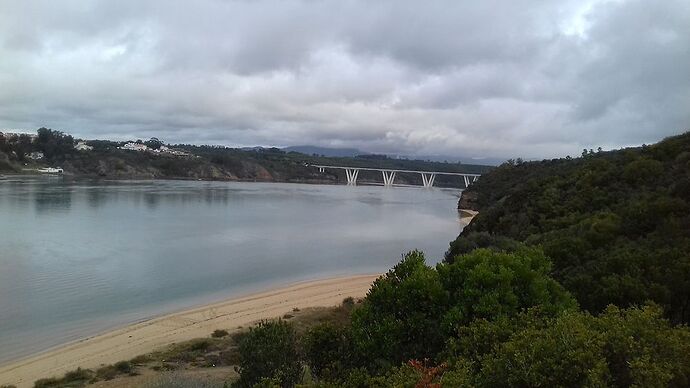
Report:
351,251,448,369
350,249,576,372
233,320,302,388
456,132,690,323
479,305,690,388
439,247,577,328
301,323,354,381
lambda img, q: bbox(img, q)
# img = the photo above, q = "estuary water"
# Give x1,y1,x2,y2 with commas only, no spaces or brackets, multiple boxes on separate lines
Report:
0,176,464,364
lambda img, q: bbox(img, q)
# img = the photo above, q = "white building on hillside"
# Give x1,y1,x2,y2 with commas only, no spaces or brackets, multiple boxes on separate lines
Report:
120,142,149,152
75,142,93,151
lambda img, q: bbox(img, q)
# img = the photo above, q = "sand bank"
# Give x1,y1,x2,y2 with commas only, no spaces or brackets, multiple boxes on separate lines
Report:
0,274,379,388
459,209,479,225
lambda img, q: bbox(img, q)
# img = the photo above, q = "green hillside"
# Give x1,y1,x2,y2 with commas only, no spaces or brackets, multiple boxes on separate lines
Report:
450,132,690,324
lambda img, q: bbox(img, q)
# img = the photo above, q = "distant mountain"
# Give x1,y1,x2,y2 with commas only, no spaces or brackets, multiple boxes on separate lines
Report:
284,145,505,165
283,145,368,158
388,154,505,166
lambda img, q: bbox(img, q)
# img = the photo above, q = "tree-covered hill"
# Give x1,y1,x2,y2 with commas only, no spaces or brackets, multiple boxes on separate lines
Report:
451,132,690,324
0,128,491,187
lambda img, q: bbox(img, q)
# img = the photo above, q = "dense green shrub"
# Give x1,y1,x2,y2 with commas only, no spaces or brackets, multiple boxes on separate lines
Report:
350,249,576,372
456,132,690,323
479,305,690,387
439,247,577,329
445,231,520,261
212,329,229,338
233,320,302,388
301,323,354,381
33,367,93,388
351,251,447,369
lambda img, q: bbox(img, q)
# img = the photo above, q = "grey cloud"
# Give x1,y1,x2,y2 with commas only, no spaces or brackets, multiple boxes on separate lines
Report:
0,0,688,159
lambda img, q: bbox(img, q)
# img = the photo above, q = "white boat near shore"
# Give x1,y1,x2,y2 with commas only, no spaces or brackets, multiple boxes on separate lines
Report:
37,167,64,174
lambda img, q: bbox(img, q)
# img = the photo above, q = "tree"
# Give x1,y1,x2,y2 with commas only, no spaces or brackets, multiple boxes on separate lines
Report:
438,247,577,332
454,131,690,323
36,127,75,159
145,137,164,150
351,251,447,369
350,248,576,372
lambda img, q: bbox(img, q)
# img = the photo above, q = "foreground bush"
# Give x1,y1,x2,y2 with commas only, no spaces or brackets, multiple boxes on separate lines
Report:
351,248,576,370
233,320,302,387
480,305,690,387
301,322,354,381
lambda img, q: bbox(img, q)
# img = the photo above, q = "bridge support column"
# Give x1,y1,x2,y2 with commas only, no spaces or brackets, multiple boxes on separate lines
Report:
318,167,325,173
345,168,360,185
381,170,396,186
421,173,436,188
463,175,470,187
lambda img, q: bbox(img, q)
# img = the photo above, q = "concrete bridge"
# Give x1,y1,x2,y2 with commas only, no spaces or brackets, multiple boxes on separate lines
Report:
311,165,480,188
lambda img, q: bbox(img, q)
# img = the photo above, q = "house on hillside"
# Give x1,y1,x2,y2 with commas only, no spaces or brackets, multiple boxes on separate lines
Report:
0,131,37,143
154,145,190,157
26,151,44,160
119,142,149,152
75,142,93,151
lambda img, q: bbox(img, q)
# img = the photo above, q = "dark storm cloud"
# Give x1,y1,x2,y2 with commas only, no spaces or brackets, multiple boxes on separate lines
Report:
0,0,688,159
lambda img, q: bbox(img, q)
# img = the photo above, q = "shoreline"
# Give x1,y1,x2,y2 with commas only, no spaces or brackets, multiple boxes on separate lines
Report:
459,208,479,225
0,173,471,189
0,274,379,388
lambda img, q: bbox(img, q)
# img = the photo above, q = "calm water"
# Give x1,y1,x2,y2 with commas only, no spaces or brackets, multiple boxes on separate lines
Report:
0,176,463,364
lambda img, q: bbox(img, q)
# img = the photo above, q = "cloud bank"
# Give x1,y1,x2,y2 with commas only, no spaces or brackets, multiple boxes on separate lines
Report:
0,0,688,159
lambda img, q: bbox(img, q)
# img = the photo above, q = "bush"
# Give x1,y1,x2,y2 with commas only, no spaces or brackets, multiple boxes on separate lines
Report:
233,320,302,387
351,251,447,369
95,365,119,380
114,360,133,374
479,305,690,387
342,297,355,308
144,373,223,388
480,310,608,387
34,368,93,388
302,323,354,381
438,247,577,329
190,339,211,351
445,232,521,262
130,354,153,364
211,329,229,338
351,248,576,371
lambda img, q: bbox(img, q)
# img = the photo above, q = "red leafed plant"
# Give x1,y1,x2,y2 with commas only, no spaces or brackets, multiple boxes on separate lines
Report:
408,359,448,388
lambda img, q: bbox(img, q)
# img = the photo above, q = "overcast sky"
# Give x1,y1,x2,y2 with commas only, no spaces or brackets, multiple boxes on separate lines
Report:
0,0,688,159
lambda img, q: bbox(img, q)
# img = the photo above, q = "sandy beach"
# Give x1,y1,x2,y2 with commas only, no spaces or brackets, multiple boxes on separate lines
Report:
0,274,379,388
459,209,478,225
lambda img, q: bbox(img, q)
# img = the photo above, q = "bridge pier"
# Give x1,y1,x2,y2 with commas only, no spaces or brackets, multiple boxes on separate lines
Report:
345,168,360,185
382,171,396,186
421,173,436,188
310,164,480,188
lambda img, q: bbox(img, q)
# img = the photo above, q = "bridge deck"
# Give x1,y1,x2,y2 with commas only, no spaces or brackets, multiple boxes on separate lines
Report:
310,165,481,177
